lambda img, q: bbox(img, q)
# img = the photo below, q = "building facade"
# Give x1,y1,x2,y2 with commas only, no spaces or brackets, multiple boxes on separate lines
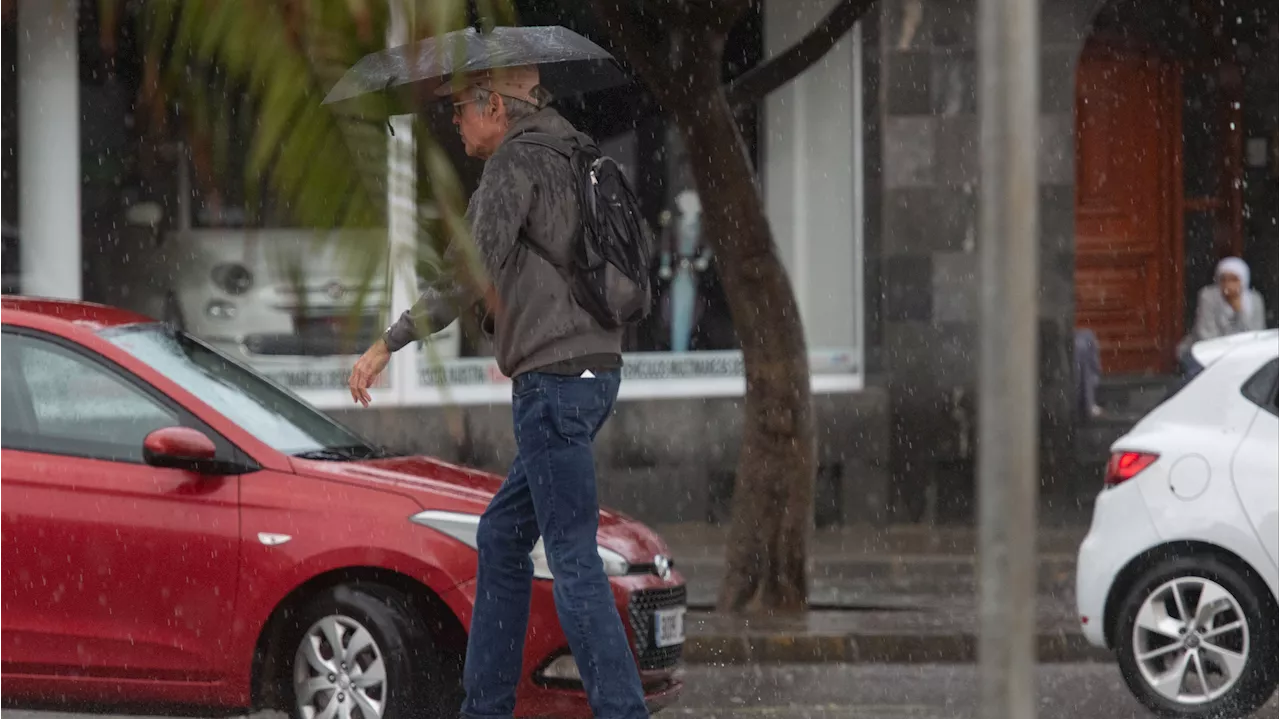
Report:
869,0,1277,522
2,0,1275,527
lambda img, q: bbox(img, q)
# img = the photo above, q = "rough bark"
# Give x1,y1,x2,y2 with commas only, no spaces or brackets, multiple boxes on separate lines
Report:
594,2,817,614
673,84,816,614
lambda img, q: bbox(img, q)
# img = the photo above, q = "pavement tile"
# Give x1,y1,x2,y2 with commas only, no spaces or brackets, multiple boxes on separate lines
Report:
663,523,1101,665
657,524,1089,559
681,600,1109,665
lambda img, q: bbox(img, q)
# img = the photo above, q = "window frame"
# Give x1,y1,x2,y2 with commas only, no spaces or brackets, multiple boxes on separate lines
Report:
1240,357,1279,417
1,327,259,470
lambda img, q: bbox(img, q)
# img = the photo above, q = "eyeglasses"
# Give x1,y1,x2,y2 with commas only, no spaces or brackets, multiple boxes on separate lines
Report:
452,95,481,118
452,90,537,118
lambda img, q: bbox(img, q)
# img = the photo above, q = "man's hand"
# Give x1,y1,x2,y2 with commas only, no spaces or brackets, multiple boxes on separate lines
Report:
349,339,391,407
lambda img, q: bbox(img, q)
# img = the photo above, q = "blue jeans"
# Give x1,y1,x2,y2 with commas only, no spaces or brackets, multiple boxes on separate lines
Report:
461,369,647,719
1073,328,1101,418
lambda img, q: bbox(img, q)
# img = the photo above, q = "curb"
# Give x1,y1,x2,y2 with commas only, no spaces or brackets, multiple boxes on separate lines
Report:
673,558,1080,606
676,556,1078,591
683,632,1112,665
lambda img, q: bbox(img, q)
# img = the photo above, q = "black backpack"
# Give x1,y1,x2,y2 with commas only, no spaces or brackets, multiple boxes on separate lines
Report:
511,131,653,329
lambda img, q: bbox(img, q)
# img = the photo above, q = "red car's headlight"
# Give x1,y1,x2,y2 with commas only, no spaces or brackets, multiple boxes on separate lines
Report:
409,510,632,579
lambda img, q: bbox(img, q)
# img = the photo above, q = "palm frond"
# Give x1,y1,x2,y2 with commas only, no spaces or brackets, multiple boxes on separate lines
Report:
102,0,518,384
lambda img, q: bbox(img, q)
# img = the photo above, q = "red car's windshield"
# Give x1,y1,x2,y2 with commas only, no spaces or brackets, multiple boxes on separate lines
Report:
100,324,387,459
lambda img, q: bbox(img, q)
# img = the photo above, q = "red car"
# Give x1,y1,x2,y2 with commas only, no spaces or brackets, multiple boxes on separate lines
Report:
0,297,686,719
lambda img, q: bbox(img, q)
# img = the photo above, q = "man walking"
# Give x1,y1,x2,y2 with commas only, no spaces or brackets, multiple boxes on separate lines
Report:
347,65,649,719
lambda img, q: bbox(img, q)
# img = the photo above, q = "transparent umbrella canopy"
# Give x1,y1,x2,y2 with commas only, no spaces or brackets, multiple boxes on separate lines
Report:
323,25,629,108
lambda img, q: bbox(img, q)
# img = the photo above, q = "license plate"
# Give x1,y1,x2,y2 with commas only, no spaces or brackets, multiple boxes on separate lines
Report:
653,606,686,648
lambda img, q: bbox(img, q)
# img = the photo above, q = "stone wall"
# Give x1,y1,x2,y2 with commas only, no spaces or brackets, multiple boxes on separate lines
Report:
329,388,891,528
872,0,1104,521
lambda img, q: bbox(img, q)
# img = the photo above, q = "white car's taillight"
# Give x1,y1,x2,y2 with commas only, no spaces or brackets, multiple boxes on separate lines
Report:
1104,451,1159,487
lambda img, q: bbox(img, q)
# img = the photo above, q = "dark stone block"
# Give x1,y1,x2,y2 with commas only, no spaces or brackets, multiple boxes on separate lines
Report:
1040,48,1079,114
1039,183,1076,256
932,251,979,323
883,0,934,51
706,469,735,524
930,50,977,115
885,350,972,521
935,114,978,187
461,405,519,470
883,188,975,255
599,391,891,525
598,465,708,525
929,0,976,48
705,463,876,528
884,189,945,255
841,458,892,526
607,399,734,467
1038,319,1074,398
884,320,978,392
886,51,933,115
883,116,937,188
1039,112,1075,186
1039,250,1075,320
815,464,844,528
938,186,980,246
883,256,935,321
1040,0,1096,46
815,388,893,464
933,457,975,524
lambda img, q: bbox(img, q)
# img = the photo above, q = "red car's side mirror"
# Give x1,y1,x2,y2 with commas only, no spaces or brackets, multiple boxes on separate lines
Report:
142,427,221,473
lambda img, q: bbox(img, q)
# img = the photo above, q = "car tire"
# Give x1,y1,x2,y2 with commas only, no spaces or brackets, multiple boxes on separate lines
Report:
282,584,455,719
1114,555,1278,718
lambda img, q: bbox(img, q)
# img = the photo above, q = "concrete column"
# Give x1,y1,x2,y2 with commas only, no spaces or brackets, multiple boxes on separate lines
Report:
763,0,860,351
19,0,81,299
386,3,418,402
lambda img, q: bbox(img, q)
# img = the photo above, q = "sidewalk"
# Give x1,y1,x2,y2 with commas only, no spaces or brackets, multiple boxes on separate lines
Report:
657,524,1109,665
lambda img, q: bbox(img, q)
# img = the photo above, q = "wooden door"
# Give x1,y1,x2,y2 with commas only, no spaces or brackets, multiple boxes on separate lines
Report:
1075,47,1183,374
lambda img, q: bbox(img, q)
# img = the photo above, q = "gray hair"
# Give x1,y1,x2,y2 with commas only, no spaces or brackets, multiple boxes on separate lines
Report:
473,85,552,121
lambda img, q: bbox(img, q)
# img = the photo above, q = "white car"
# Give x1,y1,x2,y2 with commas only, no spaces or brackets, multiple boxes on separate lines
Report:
1077,329,1279,718
116,148,462,370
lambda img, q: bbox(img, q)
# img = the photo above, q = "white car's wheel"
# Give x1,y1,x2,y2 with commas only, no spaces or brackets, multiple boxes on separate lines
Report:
1115,556,1278,718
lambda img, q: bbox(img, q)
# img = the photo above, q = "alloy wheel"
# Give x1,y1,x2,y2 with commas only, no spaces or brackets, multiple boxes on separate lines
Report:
1131,576,1250,705
293,614,389,719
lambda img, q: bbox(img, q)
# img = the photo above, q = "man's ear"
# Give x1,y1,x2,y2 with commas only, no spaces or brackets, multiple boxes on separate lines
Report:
486,92,504,119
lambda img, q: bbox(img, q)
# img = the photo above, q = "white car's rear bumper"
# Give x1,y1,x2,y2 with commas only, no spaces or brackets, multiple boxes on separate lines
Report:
1075,480,1162,648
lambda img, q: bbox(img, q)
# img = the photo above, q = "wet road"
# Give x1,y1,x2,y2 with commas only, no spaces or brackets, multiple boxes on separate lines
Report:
673,663,1280,719
4,663,1278,719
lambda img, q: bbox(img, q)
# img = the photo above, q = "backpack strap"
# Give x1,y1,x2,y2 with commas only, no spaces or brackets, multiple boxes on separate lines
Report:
504,132,572,274
507,131,598,276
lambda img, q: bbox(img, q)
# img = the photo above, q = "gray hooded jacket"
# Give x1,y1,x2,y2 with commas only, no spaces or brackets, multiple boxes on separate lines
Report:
382,108,623,378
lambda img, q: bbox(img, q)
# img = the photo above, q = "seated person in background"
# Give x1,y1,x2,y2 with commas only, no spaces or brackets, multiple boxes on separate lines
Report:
1177,256,1267,377
1074,328,1104,420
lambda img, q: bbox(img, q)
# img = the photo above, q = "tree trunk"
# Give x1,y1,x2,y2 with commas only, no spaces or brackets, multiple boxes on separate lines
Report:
591,3,819,615
669,64,817,615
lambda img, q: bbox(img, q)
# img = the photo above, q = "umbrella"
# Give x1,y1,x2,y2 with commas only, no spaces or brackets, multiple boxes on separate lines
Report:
322,25,628,107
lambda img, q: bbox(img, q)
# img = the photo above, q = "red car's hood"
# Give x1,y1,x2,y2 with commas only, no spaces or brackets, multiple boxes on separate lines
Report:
289,454,670,562
291,454,501,512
